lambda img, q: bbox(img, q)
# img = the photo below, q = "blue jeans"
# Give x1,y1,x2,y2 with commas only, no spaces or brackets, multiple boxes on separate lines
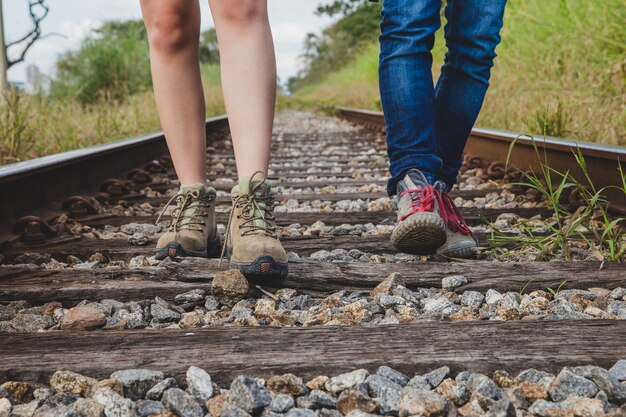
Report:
378,0,507,195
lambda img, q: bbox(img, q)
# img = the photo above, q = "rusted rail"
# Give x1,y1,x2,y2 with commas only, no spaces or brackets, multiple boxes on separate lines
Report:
338,107,626,213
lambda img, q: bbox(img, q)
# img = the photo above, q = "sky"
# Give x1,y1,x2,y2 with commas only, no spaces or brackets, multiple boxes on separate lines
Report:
4,0,336,83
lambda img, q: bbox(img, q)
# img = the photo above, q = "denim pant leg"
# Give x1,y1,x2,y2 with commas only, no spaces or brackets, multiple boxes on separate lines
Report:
434,0,507,188
379,0,443,196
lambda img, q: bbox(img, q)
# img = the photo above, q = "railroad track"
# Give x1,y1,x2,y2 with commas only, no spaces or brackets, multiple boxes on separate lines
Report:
1,110,625,417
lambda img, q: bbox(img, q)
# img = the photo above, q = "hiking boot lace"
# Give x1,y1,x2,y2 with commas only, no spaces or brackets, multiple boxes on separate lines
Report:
220,172,277,263
155,190,212,232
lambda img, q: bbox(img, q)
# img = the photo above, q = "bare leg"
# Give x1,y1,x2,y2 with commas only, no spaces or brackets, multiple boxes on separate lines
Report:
140,0,206,185
208,0,276,179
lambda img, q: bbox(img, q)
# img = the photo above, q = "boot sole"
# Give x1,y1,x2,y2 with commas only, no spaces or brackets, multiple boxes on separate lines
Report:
155,235,221,260
229,254,288,280
390,213,446,255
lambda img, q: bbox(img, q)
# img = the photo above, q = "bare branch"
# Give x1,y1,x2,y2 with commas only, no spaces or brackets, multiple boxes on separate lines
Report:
7,0,50,68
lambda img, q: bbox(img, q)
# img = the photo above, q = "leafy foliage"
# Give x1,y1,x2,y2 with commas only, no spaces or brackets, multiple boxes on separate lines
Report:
289,2,380,92
51,20,152,105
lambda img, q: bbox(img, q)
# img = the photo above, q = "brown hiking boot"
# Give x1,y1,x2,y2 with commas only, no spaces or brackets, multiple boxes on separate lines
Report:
222,174,288,279
155,184,220,260
434,181,477,258
390,169,447,255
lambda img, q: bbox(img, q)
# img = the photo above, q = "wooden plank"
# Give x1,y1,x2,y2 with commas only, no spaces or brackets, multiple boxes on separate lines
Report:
2,233,497,261
1,321,624,385
78,207,552,230
137,189,499,206
1,259,623,305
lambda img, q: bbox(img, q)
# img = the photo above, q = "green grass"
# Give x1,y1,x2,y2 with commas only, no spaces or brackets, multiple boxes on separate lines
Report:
293,0,626,145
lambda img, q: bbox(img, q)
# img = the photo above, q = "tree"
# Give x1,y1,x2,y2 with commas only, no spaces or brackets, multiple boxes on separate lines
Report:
51,20,152,104
1,0,51,92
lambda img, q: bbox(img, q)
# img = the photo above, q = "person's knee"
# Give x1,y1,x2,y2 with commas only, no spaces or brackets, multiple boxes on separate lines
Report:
444,34,501,84
147,11,196,55
214,0,266,28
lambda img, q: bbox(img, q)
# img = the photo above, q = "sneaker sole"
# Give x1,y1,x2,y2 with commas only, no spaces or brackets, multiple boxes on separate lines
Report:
229,255,288,280
155,236,221,260
437,242,477,258
390,213,446,255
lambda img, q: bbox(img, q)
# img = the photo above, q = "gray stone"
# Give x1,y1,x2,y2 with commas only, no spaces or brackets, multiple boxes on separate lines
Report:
145,377,178,400
406,376,430,391
421,298,459,315
162,388,204,417
220,404,251,417
398,387,448,417
0,305,15,321
555,289,597,302
449,382,470,406
609,359,626,382
285,408,316,417
110,369,164,401
71,398,104,417
33,388,53,403
205,297,220,311
376,365,409,387
468,374,501,400
309,251,332,261
92,389,138,417
485,289,503,305
42,392,78,407
150,304,181,323
33,404,81,417
325,370,369,393
269,394,295,413
572,365,626,404
344,411,377,417
9,401,38,417
441,275,467,291
516,369,555,390
421,367,450,389
174,289,206,304
186,366,213,402
316,409,342,417
528,399,563,417
114,310,147,329
307,390,336,410
498,292,521,309
460,291,485,308
9,314,53,332
609,288,626,300
229,376,271,414
376,385,401,415
365,375,402,398
376,294,405,309
135,400,164,417
279,295,311,311
0,398,10,417
484,399,515,417
548,369,598,401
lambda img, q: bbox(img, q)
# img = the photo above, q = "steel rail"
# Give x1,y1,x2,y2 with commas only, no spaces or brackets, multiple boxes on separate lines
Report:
338,107,626,213
0,116,229,238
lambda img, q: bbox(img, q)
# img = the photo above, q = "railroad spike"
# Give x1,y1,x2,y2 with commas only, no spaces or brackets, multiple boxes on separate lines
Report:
62,196,100,218
13,216,58,245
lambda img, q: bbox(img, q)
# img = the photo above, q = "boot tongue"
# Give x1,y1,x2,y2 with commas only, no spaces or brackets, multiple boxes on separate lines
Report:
237,177,271,197
398,169,430,193
177,184,209,225
233,178,273,231
180,183,205,195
